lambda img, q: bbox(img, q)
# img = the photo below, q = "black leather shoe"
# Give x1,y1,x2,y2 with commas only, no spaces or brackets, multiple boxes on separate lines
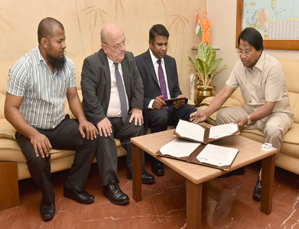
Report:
151,158,164,176
127,171,155,184
219,167,245,178
253,177,261,201
103,180,130,205
40,202,55,221
64,182,94,204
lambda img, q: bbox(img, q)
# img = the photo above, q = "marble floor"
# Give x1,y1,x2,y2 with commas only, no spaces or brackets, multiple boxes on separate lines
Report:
1,156,299,229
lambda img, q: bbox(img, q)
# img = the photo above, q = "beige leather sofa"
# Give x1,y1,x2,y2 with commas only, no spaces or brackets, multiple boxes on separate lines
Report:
201,57,299,176
0,58,127,210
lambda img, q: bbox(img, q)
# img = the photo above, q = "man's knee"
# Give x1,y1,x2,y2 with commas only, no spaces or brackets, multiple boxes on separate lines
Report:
264,124,284,139
216,109,227,125
26,154,50,172
150,113,169,131
185,104,197,113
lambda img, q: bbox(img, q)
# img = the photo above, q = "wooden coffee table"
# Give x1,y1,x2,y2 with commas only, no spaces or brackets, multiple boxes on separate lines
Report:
131,129,276,229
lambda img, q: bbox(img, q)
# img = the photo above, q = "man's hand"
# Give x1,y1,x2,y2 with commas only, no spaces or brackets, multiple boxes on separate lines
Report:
79,120,98,140
173,95,185,109
30,132,52,158
129,107,143,126
152,95,167,109
97,118,113,137
234,116,247,130
190,110,207,124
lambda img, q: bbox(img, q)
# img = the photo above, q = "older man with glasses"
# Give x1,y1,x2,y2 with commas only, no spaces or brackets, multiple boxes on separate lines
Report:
81,23,155,206
190,27,293,202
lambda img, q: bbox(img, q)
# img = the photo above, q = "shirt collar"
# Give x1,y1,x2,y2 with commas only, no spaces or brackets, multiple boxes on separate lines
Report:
244,52,264,73
34,46,45,65
149,48,164,65
107,56,122,69
254,52,265,71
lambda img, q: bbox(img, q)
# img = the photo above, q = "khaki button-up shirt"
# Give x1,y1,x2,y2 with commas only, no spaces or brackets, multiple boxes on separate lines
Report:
226,53,293,122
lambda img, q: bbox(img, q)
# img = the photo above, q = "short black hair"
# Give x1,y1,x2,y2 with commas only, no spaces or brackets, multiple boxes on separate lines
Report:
149,24,169,45
238,27,263,51
37,17,64,44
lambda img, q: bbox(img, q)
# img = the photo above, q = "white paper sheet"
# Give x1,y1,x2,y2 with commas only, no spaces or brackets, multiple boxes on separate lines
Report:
175,120,205,142
196,144,238,166
209,123,238,139
159,139,201,158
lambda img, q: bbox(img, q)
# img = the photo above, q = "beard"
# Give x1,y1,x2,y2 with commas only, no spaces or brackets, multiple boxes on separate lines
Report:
47,54,66,72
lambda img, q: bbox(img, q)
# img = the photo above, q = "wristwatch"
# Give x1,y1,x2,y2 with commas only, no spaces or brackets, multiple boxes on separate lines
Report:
246,115,252,125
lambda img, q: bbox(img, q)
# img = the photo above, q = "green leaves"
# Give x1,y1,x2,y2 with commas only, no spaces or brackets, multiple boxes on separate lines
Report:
189,42,227,88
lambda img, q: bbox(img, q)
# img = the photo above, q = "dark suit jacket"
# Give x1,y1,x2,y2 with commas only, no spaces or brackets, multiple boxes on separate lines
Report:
81,49,144,126
135,50,182,111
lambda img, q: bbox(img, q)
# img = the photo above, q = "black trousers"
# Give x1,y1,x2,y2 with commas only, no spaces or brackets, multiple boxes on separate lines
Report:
145,104,197,134
16,118,97,205
95,113,144,186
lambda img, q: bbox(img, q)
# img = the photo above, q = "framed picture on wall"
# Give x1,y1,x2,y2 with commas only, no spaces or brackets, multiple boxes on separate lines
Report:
236,0,299,50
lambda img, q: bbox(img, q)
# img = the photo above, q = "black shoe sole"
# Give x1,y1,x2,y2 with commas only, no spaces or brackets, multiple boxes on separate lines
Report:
253,195,261,201
42,214,55,221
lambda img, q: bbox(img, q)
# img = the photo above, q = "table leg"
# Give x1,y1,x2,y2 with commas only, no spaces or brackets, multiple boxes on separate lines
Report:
132,143,143,202
186,179,202,229
261,154,275,214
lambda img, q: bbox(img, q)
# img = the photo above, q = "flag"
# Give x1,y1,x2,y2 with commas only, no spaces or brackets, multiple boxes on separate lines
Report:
196,11,202,36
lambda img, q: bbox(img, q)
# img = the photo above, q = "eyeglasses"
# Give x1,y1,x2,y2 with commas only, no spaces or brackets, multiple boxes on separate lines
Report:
103,38,129,51
237,49,252,56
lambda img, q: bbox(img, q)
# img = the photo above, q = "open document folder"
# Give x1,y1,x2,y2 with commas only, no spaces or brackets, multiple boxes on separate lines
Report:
173,120,240,144
156,139,239,170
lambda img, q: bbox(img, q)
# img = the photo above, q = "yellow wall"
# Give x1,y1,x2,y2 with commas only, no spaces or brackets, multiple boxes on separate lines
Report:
0,0,207,98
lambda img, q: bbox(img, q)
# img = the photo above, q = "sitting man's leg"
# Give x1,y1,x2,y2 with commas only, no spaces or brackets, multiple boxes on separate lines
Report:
111,114,155,185
49,118,97,205
16,132,55,221
94,118,130,205
146,109,169,176
252,112,294,201
262,112,293,156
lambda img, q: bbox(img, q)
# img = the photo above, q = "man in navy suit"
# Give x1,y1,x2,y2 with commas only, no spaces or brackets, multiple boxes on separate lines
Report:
135,24,196,176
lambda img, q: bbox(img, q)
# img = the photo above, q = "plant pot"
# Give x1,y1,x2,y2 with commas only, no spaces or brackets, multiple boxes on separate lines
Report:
194,85,216,107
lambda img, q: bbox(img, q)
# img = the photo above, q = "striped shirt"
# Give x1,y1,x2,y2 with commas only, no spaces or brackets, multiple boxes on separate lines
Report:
7,46,76,129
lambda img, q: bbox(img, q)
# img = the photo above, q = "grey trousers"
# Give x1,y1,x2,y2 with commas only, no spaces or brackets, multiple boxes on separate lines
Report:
95,113,145,186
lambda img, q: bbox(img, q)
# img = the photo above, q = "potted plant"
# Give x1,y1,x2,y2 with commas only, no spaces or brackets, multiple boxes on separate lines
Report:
189,42,227,106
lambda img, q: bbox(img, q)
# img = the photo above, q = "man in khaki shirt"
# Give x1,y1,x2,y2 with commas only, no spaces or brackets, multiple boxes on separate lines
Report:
190,27,293,202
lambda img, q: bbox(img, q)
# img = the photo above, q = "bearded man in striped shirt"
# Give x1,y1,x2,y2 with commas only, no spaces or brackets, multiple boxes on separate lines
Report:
5,17,98,221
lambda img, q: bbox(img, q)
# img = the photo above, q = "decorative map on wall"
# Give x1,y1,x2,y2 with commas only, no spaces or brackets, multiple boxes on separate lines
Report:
242,0,299,40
